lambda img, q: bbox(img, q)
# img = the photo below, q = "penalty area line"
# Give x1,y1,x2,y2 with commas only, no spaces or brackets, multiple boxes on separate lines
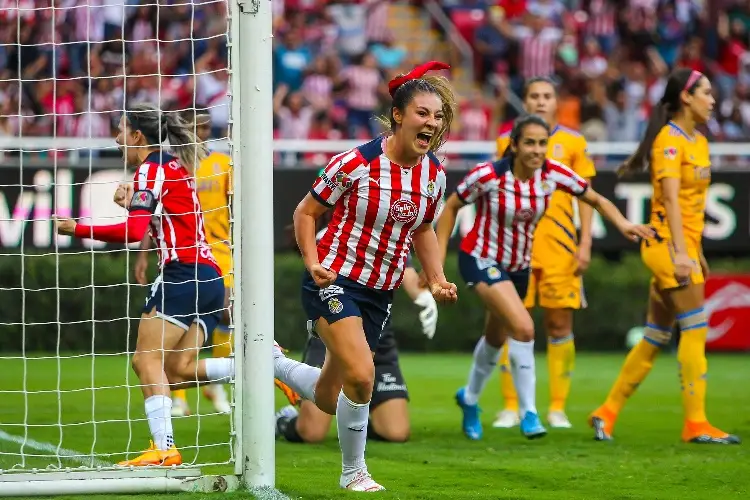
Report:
0,429,112,468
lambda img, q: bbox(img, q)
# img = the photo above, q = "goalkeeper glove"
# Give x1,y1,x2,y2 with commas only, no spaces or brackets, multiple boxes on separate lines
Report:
414,290,438,339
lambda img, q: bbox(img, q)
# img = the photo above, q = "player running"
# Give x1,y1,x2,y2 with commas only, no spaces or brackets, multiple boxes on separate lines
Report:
54,103,227,466
588,69,740,445
494,78,596,429
134,110,299,416
434,114,653,441
272,61,458,492
275,254,436,445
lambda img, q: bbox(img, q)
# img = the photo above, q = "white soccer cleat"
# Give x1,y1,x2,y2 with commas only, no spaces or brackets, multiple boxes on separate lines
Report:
547,411,573,429
340,469,385,492
273,341,285,359
202,384,231,414
492,409,520,428
171,397,191,417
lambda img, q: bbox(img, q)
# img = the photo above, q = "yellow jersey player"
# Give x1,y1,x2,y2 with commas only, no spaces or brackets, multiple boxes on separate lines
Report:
494,78,596,429
589,69,739,444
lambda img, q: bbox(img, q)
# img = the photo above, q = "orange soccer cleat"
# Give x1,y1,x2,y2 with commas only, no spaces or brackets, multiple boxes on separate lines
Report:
682,421,741,445
275,378,301,406
117,441,182,467
588,405,618,441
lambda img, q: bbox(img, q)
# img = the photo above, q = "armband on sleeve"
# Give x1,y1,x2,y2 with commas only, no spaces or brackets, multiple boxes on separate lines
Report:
129,190,158,213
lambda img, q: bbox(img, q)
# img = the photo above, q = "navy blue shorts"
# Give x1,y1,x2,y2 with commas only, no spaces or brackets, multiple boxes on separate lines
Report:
143,263,225,342
300,271,394,351
458,251,530,299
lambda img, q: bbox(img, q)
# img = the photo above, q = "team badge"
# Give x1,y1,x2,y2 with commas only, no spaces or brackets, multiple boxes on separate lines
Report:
487,267,501,280
335,171,353,189
390,198,419,223
553,144,563,158
541,181,554,195
328,298,343,314
664,147,678,160
426,180,435,198
514,208,534,222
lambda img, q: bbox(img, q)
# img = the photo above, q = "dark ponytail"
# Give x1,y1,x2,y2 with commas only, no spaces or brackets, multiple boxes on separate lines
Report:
503,113,550,160
617,68,704,177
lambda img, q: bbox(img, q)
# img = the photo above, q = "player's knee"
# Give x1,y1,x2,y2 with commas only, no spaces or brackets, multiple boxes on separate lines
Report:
164,354,193,385
296,420,328,443
542,309,572,338
344,362,375,403
374,424,410,443
511,317,535,342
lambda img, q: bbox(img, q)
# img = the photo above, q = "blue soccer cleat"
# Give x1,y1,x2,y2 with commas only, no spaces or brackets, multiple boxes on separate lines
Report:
455,387,482,440
520,411,547,439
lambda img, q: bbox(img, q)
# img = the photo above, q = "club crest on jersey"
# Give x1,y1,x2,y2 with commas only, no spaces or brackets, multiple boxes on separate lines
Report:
335,171,353,189
541,181,554,195
664,147,678,160
390,198,418,223
553,144,563,158
514,208,534,222
328,297,344,314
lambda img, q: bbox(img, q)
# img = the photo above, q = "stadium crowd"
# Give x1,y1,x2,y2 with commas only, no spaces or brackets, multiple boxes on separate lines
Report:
0,0,748,159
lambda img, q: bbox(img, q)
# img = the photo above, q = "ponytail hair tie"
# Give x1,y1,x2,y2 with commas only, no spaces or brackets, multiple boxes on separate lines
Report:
388,61,451,97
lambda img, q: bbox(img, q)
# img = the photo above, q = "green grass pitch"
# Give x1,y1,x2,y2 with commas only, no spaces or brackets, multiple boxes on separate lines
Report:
0,352,748,499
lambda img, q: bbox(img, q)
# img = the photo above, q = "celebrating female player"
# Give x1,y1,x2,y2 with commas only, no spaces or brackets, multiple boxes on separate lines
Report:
54,103,227,467
588,69,740,445
434,114,653,441
272,61,458,492
494,77,596,429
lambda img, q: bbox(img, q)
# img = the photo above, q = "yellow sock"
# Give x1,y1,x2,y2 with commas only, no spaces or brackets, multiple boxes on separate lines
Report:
499,342,519,412
212,328,233,358
172,389,187,401
676,311,708,423
548,334,575,413
603,337,661,414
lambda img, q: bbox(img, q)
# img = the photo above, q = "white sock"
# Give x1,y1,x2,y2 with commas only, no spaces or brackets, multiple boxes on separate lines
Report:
508,338,537,416
337,390,369,477
144,395,174,451
274,357,321,402
204,358,235,384
463,336,501,406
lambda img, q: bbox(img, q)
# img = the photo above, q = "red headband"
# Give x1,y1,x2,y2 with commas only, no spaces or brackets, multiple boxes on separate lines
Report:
683,70,703,92
388,61,451,97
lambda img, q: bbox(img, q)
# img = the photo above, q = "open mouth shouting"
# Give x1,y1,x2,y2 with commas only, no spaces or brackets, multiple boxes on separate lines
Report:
416,131,433,149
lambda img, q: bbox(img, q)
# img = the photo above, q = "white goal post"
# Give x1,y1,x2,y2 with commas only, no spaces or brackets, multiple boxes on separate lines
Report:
0,0,275,496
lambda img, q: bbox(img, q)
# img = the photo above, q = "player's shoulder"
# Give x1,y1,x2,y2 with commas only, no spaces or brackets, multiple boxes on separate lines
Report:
544,158,574,174
468,157,509,181
554,125,588,147
135,151,179,178
657,121,689,144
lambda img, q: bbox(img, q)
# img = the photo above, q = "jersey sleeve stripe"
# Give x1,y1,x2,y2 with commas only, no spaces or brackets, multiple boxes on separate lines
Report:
309,188,334,207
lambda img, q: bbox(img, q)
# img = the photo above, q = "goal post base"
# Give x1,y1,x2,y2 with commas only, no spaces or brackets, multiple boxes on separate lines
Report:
0,468,241,497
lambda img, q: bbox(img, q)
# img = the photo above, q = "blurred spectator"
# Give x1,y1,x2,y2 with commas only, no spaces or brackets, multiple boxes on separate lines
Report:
1,0,749,169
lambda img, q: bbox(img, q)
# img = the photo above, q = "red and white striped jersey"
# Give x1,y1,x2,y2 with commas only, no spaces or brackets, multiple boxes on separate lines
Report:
135,151,220,273
310,138,445,290
457,157,588,272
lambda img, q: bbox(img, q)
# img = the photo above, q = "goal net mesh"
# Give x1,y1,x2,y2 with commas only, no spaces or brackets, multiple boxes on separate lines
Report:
0,0,235,475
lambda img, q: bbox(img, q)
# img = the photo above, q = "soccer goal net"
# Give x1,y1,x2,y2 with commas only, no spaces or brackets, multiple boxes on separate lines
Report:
0,0,275,496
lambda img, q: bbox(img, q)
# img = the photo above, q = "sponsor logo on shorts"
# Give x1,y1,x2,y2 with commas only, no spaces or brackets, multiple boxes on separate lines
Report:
376,372,407,393
328,297,344,314
319,284,344,302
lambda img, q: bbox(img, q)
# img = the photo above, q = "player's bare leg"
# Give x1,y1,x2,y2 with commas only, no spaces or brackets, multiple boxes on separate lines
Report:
202,287,234,413
461,281,545,440
544,307,575,428
276,400,333,443
315,316,384,491
369,398,410,443
119,309,185,467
